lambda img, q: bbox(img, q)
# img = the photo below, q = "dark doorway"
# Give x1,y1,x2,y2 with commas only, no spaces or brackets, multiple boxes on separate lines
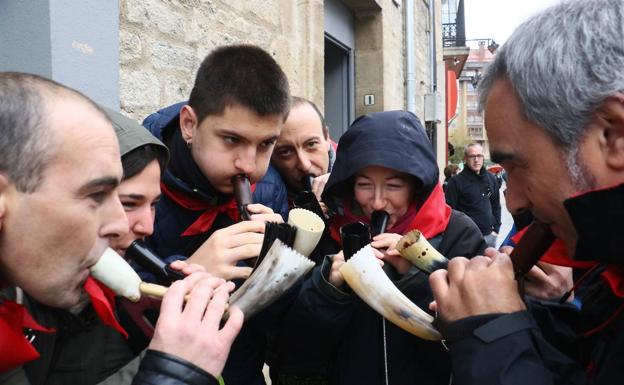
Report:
324,35,351,140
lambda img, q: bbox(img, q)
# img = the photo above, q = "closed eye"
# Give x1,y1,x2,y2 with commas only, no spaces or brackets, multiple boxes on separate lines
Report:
260,138,277,149
222,135,241,145
89,191,108,204
275,147,294,158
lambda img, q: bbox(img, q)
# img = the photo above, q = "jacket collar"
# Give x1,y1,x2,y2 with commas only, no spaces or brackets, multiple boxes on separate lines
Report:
565,183,624,266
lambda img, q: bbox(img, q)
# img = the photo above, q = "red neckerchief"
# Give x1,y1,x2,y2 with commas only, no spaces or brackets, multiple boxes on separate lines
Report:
84,277,128,338
160,182,256,236
512,229,624,298
0,297,55,371
329,183,451,244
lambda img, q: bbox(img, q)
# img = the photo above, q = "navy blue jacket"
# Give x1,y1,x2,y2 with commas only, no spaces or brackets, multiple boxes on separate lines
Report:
141,103,291,385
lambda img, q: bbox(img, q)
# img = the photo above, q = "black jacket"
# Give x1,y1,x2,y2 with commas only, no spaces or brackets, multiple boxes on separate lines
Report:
132,350,219,385
445,166,501,235
0,289,136,385
269,111,487,385
443,184,624,385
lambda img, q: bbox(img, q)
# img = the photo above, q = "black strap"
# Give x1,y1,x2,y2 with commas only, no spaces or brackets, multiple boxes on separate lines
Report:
443,311,535,344
474,311,536,343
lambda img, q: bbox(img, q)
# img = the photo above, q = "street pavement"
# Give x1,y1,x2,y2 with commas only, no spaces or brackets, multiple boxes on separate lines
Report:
495,181,514,249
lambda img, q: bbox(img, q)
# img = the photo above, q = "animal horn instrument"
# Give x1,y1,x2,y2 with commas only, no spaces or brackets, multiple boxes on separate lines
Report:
396,230,449,274
302,174,315,192
370,210,389,237
288,208,325,258
126,240,186,283
252,222,297,274
397,221,555,278
340,221,371,260
340,245,442,340
232,174,253,221
90,248,187,302
224,239,315,320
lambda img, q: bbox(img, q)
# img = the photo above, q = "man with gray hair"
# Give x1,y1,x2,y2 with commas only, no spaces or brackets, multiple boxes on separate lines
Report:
0,72,242,384
429,0,624,383
445,142,501,247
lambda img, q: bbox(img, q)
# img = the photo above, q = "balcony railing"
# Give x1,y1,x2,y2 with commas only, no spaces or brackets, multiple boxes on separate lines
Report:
443,23,466,47
442,1,466,47
469,126,484,139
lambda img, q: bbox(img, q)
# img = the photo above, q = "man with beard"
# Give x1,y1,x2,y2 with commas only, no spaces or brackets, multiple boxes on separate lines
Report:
429,0,624,383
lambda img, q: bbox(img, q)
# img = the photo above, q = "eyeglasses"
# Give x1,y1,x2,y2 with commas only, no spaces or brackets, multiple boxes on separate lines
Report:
467,154,484,160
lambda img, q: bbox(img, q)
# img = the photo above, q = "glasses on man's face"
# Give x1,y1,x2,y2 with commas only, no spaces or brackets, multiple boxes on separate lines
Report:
467,154,484,160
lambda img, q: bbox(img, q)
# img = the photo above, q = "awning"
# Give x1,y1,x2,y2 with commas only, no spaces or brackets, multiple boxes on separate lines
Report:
446,69,458,126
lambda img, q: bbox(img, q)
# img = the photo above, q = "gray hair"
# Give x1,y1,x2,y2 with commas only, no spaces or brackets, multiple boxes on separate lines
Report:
0,72,106,192
463,142,483,157
479,0,624,154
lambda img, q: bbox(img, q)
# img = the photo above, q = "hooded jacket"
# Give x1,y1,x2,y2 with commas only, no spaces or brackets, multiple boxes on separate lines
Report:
270,111,486,385
141,103,292,385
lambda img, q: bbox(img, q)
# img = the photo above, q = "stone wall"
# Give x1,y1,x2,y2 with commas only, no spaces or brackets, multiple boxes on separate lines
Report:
119,0,324,121
119,0,441,147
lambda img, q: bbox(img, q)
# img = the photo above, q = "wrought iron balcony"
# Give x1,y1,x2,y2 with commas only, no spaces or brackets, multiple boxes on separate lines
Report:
443,22,466,47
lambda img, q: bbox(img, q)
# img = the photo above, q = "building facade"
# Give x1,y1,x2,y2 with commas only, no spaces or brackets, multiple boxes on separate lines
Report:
1,0,449,172
448,41,495,160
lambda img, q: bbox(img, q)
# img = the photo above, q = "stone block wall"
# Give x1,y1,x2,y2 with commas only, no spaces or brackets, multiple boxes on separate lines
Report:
119,0,324,121
119,0,442,163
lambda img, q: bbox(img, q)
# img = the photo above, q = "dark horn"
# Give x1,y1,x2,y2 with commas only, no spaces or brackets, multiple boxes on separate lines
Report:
340,222,371,261
370,210,390,237
231,174,253,221
126,240,186,283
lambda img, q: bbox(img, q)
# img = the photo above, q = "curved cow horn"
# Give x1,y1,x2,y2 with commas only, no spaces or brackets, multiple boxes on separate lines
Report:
340,245,442,341
396,230,449,274
288,208,325,258
225,239,315,321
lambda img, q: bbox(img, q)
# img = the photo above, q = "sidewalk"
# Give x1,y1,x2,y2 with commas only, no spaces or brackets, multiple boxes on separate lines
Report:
495,181,514,249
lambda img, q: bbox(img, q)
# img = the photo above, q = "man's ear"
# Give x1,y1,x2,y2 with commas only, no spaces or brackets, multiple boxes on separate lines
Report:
594,94,624,171
0,174,11,232
179,105,198,143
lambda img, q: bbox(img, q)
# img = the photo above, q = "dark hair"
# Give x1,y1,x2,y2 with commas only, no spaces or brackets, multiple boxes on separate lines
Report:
188,45,291,124
443,164,459,179
292,96,329,139
0,72,107,192
122,144,166,180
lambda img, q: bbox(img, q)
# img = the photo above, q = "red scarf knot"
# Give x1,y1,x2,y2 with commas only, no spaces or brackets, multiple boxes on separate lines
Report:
0,297,55,371
84,277,128,338
161,182,256,236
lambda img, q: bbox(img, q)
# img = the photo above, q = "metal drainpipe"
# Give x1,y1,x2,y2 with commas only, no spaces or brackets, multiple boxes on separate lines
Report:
428,0,438,151
406,0,416,113
429,0,437,93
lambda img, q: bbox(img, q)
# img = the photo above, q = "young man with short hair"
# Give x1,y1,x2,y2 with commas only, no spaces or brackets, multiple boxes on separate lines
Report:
143,45,292,385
